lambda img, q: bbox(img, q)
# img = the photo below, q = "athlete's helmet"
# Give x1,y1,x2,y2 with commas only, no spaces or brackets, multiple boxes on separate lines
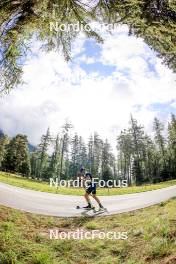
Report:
85,172,92,179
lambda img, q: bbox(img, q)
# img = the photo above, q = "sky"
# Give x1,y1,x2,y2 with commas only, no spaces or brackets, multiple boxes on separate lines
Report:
0,24,176,150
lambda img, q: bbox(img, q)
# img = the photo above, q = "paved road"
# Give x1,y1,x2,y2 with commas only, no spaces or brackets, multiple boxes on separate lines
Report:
0,182,176,217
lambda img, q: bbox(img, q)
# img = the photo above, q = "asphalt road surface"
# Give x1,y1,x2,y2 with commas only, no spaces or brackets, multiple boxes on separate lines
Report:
0,182,176,217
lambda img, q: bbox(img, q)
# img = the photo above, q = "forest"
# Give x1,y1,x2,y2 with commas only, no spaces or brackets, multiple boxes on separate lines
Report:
0,114,176,186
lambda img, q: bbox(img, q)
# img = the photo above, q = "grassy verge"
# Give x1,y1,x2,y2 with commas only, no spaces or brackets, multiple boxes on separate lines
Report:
0,171,176,196
0,198,176,263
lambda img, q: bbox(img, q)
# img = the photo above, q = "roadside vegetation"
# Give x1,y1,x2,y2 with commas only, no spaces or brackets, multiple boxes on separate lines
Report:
0,198,176,264
0,171,176,196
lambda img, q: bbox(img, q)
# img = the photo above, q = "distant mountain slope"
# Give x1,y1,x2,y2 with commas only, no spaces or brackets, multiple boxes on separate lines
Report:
0,128,36,152
28,143,36,152
0,129,4,137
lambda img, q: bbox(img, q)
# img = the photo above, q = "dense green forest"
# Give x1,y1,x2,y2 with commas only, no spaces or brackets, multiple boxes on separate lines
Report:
0,0,176,93
0,114,176,186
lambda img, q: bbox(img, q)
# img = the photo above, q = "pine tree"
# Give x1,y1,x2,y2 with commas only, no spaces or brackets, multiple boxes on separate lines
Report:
70,133,80,178
168,114,176,178
3,134,31,176
37,128,51,179
101,139,113,182
46,134,61,180
1,0,175,93
130,115,145,185
30,152,39,179
60,121,72,180
117,129,133,185
87,133,103,177
93,132,103,177
142,135,156,183
0,134,9,169
88,135,94,174
153,117,168,181
78,136,87,169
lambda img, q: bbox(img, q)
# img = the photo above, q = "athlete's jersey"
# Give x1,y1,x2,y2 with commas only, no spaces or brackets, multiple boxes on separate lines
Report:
84,175,92,188
84,174,97,194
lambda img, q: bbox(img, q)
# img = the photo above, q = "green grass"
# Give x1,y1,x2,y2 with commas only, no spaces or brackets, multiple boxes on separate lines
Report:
0,171,176,196
0,198,176,263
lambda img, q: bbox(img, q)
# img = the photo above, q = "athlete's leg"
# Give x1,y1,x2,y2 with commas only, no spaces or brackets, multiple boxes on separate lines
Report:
84,192,90,204
91,185,104,208
92,194,100,204
83,190,93,208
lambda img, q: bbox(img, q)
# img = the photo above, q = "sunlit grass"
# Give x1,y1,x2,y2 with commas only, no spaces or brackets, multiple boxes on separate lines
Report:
0,171,176,196
0,198,176,263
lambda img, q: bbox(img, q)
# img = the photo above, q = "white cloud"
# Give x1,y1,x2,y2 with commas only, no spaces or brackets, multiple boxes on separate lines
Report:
78,54,96,64
0,26,176,151
171,101,176,108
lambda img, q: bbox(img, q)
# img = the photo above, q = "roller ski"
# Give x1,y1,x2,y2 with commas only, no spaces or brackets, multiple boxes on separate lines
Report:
76,204,96,216
81,206,108,217
76,204,96,212
93,206,108,215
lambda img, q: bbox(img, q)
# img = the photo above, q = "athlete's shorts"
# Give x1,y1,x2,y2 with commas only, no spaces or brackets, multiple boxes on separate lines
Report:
86,184,96,195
